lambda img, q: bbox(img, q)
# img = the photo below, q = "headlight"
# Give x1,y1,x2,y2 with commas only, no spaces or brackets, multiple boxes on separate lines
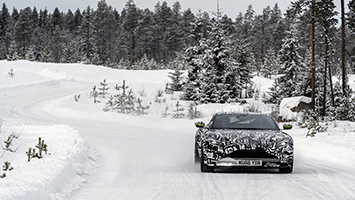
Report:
208,139,221,146
205,132,221,140
280,141,287,147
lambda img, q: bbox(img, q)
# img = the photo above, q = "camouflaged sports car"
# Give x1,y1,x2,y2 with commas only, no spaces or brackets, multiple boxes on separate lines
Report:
194,113,294,173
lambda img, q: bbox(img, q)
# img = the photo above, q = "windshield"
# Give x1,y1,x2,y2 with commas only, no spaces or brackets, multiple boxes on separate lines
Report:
211,114,279,130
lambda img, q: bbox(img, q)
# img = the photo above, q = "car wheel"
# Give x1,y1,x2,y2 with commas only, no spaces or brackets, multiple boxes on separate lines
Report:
194,142,201,163
200,154,214,172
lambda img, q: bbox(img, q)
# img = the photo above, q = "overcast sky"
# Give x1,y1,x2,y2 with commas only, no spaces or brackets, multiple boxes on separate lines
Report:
0,0,349,19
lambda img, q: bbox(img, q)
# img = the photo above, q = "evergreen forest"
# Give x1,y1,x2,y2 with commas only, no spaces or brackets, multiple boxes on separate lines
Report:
1,0,355,120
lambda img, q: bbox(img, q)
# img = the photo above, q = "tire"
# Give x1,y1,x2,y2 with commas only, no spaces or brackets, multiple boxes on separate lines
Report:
194,143,201,163
200,154,214,172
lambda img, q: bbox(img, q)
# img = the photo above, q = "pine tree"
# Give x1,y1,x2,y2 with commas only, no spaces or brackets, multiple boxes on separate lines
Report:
94,0,116,66
277,29,304,97
13,7,32,58
232,39,254,98
79,6,95,64
8,68,14,77
98,79,109,98
260,47,279,79
51,25,62,63
348,0,355,72
62,40,77,63
0,3,11,59
91,85,100,103
199,10,239,103
187,103,201,119
136,98,150,115
119,0,139,66
167,68,184,91
135,9,155,65
349,0,355,33
108,80,135,114
172,101,185,118
315,0,338,117
181,11,209,101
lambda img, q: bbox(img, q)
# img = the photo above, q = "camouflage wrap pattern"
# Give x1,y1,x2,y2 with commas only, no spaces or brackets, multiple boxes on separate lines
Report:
199,129,294,165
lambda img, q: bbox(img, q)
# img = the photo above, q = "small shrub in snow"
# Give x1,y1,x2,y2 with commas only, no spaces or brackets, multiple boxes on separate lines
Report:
172,101,185,118
8,68,14,77
26,137,49,162
136,98,150,115
91,86,101,103
0,161,13,179
98,79,109,98
26,148,36,162
106,80,135,114
303,109,328,137
74,94,81,102
165,83,174,95
137,89,147,97
154,94,166,103
35,137,48,158
161,106,170,118
1,132,20,157
156,89,164,97
3,161,13,171
187,104,201,119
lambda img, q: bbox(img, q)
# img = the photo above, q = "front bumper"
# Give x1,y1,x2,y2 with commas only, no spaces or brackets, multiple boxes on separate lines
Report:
202,143,293,168
207,157,292,168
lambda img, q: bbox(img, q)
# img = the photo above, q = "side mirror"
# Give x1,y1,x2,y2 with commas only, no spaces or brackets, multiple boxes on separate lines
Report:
195,122,205,128
283,124,293,130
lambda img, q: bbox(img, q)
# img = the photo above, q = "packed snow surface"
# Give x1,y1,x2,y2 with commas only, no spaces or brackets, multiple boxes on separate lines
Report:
0,60,355,200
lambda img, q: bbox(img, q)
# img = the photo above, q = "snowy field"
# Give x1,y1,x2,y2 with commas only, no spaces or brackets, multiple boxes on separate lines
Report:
0,60,355,200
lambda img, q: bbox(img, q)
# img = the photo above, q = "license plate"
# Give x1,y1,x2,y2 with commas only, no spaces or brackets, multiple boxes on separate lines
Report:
237,160,262,166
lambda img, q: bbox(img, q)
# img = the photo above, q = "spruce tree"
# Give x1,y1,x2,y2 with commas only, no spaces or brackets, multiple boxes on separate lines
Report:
51,25,62,63
232,39,254,98
181,11,209,101
315,0,338,117
172,101,185,118
260,47,279,79
277,29,304,97
119,0,139,66
199,11,239,103
0,3,11,59
13,7,32,58
167,68,184,91
94,0,116,66
98,79,109,98
79,6,95,64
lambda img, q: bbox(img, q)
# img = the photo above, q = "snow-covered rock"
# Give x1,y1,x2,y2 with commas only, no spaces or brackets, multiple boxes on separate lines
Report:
279,96,312,121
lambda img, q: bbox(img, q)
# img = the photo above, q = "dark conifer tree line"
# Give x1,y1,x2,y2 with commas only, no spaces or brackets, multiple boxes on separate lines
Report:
0,0,355,118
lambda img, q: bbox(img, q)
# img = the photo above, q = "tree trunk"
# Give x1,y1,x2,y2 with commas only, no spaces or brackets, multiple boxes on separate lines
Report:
131,33,135,66
325,35,335,108
311,0,316,109
322,47,327,118
341,0,346,94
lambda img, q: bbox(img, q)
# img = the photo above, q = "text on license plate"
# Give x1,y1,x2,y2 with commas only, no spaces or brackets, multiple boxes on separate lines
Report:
237,160,262,166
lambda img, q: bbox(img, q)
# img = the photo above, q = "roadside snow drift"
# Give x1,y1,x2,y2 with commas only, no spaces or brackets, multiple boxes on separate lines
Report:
0,124,98,200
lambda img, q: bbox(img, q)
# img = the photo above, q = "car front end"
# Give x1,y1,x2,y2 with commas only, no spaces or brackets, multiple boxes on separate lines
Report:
201,130,293,171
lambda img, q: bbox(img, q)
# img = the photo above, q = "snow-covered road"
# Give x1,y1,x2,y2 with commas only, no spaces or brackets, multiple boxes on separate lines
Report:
1,61,355,200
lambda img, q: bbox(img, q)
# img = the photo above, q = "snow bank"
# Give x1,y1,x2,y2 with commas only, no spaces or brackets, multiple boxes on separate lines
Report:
279,96,311,121
0,124,99,200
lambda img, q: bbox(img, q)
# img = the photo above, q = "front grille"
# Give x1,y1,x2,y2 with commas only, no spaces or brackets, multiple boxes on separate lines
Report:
226,148,277,159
